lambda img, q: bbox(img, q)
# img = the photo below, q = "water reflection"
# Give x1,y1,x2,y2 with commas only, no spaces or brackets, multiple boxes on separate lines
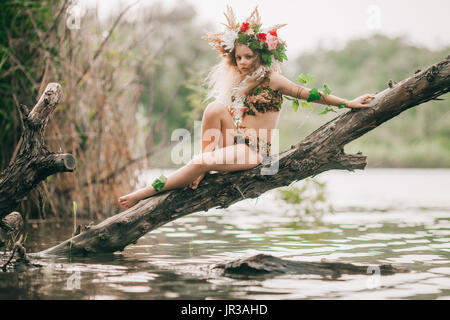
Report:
0,169,449,299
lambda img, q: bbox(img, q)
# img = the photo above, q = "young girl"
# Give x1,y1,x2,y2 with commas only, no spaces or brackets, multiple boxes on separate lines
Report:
118,6,375,209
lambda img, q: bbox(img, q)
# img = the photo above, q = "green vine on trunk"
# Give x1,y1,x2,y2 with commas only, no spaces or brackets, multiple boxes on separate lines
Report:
284,73,347,114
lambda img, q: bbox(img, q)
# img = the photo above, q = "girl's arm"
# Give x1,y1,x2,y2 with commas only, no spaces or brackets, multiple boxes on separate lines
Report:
269,73,375,109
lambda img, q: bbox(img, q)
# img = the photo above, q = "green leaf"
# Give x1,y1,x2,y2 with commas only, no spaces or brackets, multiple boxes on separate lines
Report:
252,24,261,33
319,106,337,115
152,175,167,191
261,52,272,66
285,96,312,109
73,201,77,217
323,83,331,95
300,101,312,109
307,88,322,102
247,108,256,115
275,45,288,62
249,40,262,51
89,107,95,120
238,33,250,45
338,103,346,109
298,73,314,84
291,98,299,111
273,47,286,62
73,201,78,237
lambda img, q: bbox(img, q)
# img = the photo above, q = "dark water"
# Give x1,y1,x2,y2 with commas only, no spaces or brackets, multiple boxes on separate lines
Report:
1,169,449,299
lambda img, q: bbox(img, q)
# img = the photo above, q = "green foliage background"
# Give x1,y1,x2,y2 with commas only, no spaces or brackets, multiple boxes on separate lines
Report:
0,0,61,170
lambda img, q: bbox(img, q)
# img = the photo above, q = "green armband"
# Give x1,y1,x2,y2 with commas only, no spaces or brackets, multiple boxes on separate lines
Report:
152,175,167,191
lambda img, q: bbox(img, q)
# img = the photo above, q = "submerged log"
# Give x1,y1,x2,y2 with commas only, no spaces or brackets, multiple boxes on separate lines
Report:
36,56,450,257
213,254,409,279
0,83,76,220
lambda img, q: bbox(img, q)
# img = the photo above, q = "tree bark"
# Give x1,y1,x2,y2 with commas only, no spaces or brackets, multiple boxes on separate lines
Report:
0,83,76,220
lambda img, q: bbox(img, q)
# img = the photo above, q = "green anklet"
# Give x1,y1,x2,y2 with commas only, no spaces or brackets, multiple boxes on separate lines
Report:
152,175,167,191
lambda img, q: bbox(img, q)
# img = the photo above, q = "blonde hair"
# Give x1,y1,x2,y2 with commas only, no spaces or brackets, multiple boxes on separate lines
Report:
204,56,240,104
204,44,279,106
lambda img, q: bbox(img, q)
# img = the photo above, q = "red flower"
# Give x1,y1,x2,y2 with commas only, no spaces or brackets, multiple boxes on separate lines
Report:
240,22,249,32
269,29,278,37
257,32,267,42
244,92,248,96
240,107,250,113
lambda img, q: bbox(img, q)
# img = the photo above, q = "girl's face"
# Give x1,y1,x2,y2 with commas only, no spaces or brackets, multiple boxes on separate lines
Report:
234,44,260,75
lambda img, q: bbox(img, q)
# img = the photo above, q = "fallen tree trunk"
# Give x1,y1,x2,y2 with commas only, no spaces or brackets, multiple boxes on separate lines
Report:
0,83,76,220
31,56,449,256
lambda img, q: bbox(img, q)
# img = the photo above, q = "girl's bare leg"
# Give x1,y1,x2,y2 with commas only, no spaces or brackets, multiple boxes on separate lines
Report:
189,101,236,189
118,144,262,209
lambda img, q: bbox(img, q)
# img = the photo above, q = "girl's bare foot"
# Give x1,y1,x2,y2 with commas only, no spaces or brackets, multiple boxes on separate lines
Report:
118,191,143,209
189,172,205,190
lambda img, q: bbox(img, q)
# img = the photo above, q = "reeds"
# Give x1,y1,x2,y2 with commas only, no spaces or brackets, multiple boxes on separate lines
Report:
1,1,215,222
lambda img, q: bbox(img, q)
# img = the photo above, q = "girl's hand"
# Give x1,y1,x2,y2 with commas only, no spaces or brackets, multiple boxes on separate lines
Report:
346,94,376,109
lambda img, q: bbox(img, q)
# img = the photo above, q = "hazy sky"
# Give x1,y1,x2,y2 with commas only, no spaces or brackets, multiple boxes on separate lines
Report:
78,0,450,56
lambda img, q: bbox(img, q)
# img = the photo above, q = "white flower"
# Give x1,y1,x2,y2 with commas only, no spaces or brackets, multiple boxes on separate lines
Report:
222,29,238,52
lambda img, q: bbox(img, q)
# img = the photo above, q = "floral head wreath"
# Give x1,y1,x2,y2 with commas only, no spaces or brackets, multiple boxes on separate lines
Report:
203,6,288,68
203,6,288,128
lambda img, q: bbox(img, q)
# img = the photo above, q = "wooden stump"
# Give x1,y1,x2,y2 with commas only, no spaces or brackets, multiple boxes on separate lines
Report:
0,83,76,220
